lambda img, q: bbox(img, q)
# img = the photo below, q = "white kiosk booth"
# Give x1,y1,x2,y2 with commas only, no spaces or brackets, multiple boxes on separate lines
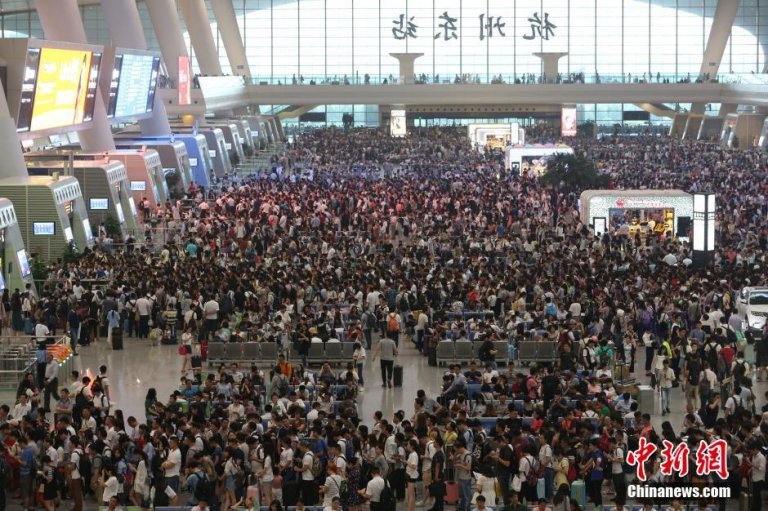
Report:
24,158,138,234
0,176,93,261
579,190,694,239
0,199,36,292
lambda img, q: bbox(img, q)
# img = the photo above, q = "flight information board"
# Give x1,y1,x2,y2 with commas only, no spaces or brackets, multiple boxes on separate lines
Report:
17,47,102,133
112,53,160,119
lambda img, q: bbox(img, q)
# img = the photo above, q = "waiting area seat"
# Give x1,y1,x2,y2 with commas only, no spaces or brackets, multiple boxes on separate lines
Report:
435,340,511,367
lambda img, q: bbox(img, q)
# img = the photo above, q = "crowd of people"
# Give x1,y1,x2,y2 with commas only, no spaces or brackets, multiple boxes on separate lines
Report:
1,126,768,511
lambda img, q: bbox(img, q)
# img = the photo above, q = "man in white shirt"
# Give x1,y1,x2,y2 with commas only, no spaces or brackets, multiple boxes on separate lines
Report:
227,397,245,422
162,437,182,493
69,438,85,511
203,298,219,338
135,294,152,339
298,442,318,505
12,393,31,419
43,352,60,413
361,466,386,510
35,320,50,343
749,442,766,511
607,437,627,503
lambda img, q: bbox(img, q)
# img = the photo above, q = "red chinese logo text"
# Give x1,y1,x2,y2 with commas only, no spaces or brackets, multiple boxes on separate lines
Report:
625,438,729,481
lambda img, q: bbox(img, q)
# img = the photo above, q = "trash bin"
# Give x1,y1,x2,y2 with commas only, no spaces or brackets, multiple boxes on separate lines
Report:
637,385,655,415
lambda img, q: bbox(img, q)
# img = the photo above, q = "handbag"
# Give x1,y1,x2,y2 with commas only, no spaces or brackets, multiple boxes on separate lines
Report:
511,474,522,492
429,480,445,497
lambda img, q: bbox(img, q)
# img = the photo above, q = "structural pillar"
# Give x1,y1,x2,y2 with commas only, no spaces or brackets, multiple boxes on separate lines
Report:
688,0,741,121
698,103,738,140
389,53,424,84
0,80,32,178
179,0,223,76
145,0,190,85
533,52,568,83
100,0,172,136
732,113,766,149
34,0,115,151
210,0,251,77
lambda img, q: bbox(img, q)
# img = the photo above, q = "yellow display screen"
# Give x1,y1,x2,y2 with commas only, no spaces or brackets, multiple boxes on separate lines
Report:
28,48,97,132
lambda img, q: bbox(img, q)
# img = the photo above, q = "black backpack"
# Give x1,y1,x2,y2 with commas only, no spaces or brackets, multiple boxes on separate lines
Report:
194,471,216,503
365,311,376,330
733,361,747,382
380,479,396,507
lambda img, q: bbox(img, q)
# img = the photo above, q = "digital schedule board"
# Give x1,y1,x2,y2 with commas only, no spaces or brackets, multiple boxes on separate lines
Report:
17,47,102,133
109,53,161,120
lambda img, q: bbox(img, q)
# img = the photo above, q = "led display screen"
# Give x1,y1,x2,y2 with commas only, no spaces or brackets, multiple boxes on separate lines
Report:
89,198,109,210
106,54,122,119
82,218,93,241
130,181,146,191
113,54,159,119
17,250,30,278
18,47,102,133
561,106,577,137
32,222,55,235
64,226,74,242
115,202,125,224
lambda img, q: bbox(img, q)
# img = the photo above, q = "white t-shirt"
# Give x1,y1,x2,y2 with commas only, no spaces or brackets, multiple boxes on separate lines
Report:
70,450,83,480
102,475,119,502
302,452,314,481
611,448,624,474
406,451,419,479
366,476,385,502
165,448,182,477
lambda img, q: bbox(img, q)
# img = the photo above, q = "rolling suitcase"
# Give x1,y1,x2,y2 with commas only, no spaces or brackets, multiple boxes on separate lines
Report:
739,492,750,511
570,479,586,507
24,317,34,335
444,481,458,504
393,364,403,387
111,328,123,350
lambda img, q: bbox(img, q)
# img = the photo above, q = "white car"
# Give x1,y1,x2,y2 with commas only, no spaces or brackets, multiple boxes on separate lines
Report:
736,287,768,337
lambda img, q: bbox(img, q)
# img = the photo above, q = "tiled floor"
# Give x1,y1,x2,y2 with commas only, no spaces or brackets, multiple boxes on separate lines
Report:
1,334,754,510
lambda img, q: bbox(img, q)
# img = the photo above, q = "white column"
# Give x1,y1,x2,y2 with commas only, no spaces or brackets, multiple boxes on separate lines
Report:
533,52,568,83
179,0,223,76
100,0,172,136
690,0,741,115
0,80,31,178
34,0,115,151
145,0,190,85
389,53,424,84
210,0,250,77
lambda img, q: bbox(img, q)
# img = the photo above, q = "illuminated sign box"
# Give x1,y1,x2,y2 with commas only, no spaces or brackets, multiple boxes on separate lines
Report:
89,198,109,210
130,180,146,191
32,221,55,235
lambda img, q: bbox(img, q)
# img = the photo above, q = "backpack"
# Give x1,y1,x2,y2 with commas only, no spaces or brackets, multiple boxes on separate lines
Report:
310,452,323,479
387,314,398,333
365,311,376,330
641,309,652,327
524,455,540,486
334,475,349,501
193,471,213,503
197,434,214,457
731,396,747,417
478,343,492,362
699,375,711,395
733,361,747,382
398,293,410,312
597,347,611,367
380,479,396,507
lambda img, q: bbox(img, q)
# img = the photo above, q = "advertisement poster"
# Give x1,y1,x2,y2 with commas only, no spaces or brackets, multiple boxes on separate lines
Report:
30,48,94,132
178,56,191,106
561,105,577,137
390,109,406,137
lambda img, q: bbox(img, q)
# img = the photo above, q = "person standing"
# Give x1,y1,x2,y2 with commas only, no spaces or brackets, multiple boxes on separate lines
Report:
659,359,675,415
68,437,85,511
360,465,386,511
453,440,472,511
386,311,401,347
748,441,766,511
43,352,59,413
379,336,397,388
353,342,366,389
135,294,151,339
607,437,627,504
203,296,219,339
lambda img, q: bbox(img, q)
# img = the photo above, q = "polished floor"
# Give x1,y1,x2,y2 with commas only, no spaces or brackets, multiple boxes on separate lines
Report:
1,334,757,510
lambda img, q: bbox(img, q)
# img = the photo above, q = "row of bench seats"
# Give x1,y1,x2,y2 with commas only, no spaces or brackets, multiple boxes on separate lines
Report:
436,340,510,366
207,341,359,367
